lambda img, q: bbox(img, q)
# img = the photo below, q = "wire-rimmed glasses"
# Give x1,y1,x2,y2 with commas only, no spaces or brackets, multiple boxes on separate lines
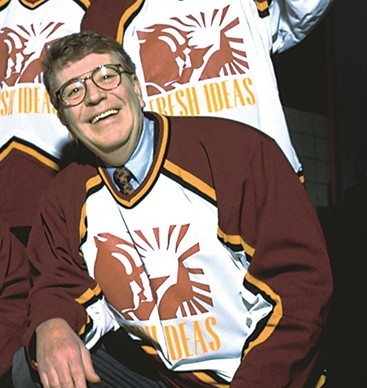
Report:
55,64,131,107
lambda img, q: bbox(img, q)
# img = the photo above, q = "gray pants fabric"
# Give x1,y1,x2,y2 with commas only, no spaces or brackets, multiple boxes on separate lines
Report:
12,332,167,388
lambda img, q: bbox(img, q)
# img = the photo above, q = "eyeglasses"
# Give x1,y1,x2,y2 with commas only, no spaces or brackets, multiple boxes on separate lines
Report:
55,64,131,107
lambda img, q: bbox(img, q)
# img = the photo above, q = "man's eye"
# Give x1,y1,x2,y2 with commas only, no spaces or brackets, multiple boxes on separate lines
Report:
98,69,120,84
98,73,115,83
66,85,83,99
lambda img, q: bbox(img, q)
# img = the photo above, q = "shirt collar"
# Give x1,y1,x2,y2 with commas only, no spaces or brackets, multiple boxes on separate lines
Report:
107,116,154,188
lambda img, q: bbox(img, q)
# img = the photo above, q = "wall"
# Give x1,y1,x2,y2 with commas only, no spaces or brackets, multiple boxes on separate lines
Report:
285,107,329,207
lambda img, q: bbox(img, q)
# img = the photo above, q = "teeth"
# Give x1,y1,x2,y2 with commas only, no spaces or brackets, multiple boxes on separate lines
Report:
91,109,118,124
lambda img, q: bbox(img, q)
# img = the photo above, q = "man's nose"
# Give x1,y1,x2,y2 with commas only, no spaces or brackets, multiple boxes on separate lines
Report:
84,77,107,104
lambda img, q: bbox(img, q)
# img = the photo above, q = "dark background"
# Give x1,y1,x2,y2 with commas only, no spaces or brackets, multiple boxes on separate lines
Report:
273,0,367,204
273,2,367,386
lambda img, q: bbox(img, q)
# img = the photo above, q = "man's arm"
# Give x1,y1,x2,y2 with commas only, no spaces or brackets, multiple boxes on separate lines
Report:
24,167,119,372
230,136,333,387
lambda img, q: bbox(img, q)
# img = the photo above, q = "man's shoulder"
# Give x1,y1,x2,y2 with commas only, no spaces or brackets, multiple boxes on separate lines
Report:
45,160,98,197
147,111,270,141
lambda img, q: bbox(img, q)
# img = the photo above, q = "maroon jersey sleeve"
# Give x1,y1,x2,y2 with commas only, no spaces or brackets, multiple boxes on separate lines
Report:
0,220,30,377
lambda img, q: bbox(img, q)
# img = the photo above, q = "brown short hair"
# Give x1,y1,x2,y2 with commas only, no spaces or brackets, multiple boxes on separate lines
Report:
42,30,136,108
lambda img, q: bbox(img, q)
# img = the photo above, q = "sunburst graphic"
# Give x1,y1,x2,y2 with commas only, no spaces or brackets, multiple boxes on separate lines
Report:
137,5,249,96
0,22,63,86
94,224,213,322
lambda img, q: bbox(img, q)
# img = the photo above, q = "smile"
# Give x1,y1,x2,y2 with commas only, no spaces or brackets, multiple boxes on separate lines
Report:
90,109,119,124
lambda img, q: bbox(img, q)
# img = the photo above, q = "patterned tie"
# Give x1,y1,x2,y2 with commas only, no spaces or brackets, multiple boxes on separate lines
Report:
113,166,135,194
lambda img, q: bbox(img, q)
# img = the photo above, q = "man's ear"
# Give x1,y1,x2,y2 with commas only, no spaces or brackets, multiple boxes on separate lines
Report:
133,76,145,109
68,131,78,142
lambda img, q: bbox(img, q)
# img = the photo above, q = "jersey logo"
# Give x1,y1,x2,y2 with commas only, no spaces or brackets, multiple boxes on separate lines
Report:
94,225,213,322
136,5,249,97
0,22,61,87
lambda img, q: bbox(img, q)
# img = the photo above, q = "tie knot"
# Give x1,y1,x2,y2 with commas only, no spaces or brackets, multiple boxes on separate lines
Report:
113,166,134,195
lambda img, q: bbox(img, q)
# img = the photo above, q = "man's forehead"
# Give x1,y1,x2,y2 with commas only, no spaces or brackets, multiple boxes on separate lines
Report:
56,52,115,84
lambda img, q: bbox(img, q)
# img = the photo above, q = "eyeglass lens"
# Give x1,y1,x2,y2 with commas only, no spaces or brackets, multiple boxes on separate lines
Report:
60,65,122,106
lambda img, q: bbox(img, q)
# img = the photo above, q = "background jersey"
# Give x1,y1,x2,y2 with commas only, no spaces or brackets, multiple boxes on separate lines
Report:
81,0,333,175
0,0,89,239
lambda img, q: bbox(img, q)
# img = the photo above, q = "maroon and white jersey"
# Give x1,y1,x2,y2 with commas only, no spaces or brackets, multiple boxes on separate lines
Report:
26,113,333,387
0,0,89,229
82,0,333,174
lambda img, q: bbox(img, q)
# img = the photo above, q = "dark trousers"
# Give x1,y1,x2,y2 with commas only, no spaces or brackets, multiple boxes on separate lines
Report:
0,370,15,388
12,330,167,388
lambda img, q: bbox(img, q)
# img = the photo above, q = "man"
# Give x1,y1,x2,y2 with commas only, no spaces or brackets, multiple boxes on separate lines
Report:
15,31,332,388
0,217,30,387
82,0,335,178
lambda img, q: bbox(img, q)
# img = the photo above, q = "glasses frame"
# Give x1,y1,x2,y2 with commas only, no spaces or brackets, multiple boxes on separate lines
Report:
55,63,131,108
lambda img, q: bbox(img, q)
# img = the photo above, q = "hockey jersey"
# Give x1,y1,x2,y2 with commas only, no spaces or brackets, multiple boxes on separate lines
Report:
25,112,333,387
82,0,334,175
0,0,89,236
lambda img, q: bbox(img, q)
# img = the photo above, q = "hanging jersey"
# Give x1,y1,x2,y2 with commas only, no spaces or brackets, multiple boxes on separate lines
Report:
0,0,89,230
122,1,292,161
82,0,333,175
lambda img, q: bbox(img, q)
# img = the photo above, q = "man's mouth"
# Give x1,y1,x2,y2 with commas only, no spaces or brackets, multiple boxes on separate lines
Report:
90,109,118,124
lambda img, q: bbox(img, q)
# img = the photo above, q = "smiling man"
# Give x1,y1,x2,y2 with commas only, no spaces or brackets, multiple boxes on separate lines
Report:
14,31,333,388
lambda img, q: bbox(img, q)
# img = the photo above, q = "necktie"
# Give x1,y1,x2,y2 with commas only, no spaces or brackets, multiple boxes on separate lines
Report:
113,166,135,194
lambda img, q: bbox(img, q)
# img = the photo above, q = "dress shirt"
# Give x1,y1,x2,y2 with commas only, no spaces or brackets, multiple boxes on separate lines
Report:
107,117,154,190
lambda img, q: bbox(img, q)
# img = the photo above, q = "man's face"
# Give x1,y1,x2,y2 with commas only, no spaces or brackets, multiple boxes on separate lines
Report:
55,53,145,166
